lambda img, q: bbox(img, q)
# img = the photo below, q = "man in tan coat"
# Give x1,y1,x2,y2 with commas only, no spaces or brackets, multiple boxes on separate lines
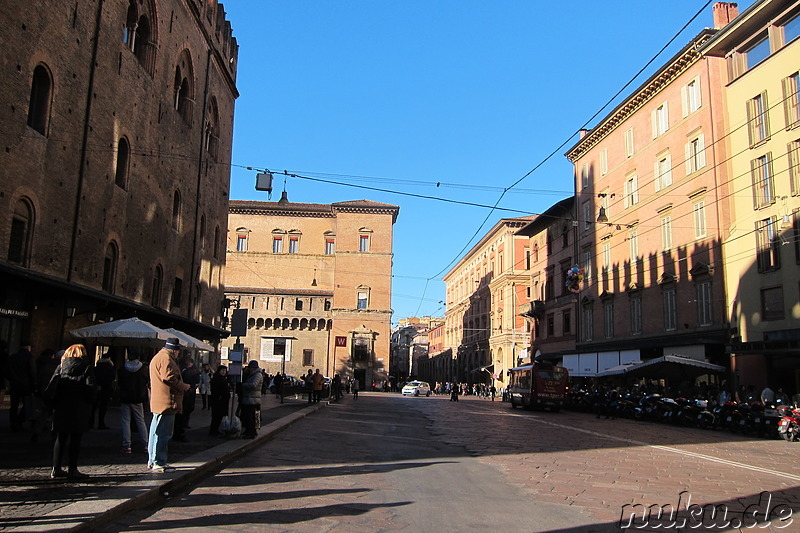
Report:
147,338,189,472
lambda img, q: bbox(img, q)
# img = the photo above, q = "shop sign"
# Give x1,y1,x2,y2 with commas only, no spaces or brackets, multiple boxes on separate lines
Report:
0,307,29,318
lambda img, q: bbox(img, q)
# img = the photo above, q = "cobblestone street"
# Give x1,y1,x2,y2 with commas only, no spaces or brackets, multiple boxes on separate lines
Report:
96,393,800,532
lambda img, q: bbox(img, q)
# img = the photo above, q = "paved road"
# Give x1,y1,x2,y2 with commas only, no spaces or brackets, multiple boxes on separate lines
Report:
98,393,800,532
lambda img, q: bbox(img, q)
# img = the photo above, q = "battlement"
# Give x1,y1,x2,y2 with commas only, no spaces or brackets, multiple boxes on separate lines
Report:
192,0,239,80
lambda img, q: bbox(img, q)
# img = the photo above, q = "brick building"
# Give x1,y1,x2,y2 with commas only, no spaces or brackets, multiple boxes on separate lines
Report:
0,0,237,354
222,196,399,389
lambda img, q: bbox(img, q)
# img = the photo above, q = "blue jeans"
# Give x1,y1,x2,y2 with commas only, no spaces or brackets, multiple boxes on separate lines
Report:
148,413,174,467
121,402,148,449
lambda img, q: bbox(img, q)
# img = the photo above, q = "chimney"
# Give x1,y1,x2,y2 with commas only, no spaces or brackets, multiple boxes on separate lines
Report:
579,129,589,139
713,2,739,29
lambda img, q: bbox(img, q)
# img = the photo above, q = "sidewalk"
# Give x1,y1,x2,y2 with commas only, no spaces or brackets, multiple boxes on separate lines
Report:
0,392,324,532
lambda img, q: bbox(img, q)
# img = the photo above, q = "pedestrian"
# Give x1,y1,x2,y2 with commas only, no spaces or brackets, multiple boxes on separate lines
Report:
240,360,263,439
46,344,96,480
174,356,199,442
198,363,211,410
92,351,116,429
332,374,342,401
304,369,313,403
490,384,497,402
32,348,59,442
352,378,359,399
7,340,35,432
117,351,149,454
761,385,775,405
450,382,459,402
148,337,189,473
272,371,283,399
312,368,324,403
209,365,230,436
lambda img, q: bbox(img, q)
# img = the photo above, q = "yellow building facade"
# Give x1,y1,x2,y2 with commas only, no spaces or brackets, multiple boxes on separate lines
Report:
703,0,800,392
222,197,398,389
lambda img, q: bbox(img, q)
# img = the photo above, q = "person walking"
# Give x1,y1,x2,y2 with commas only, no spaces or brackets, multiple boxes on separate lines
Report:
312,368,324,403
198,363,211,410
208,365,230,436
352,378,359,400
92,352,115,430
304,369,313,404
148,338,189,473
174,357,199,442
46,344,96,480
450,382,459,402
7,341,35,432
240,360,263,439
117,352,149,454
32,348,59,443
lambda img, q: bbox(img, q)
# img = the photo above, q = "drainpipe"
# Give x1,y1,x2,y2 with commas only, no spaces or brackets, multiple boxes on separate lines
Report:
188,49,213,320
68,0,105,281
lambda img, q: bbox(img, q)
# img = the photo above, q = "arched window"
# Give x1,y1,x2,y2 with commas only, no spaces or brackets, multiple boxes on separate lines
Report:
102,242,118,293
272,228,285,253
204,98,219,161
256,318,264,329
124,1,156,75
173,50,194,126
151,264,162,307
172,190,181,231
115,137,130,189
288,230,301,254
27,65,52,136
124,1,138,45
8,198,34,266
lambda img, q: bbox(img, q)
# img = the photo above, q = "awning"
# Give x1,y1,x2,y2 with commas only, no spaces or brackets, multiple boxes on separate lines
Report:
595,362,642,377
70,317,172,347
165,328,215,351
595,354,725,380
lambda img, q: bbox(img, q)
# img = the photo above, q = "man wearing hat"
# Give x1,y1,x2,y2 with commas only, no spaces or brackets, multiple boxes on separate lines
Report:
240,360,263,439
147,338,189,472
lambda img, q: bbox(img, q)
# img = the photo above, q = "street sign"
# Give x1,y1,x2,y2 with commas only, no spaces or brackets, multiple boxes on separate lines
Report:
335,336,347,347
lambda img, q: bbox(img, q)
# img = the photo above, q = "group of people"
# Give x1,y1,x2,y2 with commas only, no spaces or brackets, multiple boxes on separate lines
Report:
433,381,497,400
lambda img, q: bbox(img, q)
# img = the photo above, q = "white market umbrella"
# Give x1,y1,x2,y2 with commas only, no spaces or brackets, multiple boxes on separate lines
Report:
164,328,215,351
70,317,172,347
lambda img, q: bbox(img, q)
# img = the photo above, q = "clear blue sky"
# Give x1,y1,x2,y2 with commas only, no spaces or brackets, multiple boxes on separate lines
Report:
222,0,752,324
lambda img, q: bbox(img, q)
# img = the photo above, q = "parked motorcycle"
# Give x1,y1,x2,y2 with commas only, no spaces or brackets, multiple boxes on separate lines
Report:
778,404,800,442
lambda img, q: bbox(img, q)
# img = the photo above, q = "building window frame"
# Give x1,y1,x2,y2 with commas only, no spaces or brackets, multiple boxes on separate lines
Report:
755,217,781,272
8,198,35,266
655,152,673,191
630,295,642,335
747,92,771,147
751,153,775,209
682,76,702,117
783,72,800,130
761,285,785,321
624,128,635,157
685,133,706,175
696,281,713,327
663,287,677,332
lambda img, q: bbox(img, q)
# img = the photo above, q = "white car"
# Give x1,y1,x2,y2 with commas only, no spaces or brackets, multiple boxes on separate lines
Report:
402,381,431,397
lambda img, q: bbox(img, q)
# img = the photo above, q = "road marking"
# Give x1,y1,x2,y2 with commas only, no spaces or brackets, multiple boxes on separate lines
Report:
501,410,800,483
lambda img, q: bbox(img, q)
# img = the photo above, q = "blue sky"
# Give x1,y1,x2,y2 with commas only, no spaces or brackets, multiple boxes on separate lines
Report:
222,0,753,324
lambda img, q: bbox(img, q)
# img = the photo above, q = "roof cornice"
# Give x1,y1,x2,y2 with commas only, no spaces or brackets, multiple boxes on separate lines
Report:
565,29,716,163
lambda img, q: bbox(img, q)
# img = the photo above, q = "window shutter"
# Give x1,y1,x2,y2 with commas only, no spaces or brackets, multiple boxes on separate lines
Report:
663,101,669,132
695,78,702,110
697,134,706,169
681,85,689,118
746,98,755,146
685,142,692,175
664,154,672,187
782,76,792,129
751,158,760,209
633,175,639,204
651,109,658,139
654,161,661,192
762,91,770,139
624,180,630,208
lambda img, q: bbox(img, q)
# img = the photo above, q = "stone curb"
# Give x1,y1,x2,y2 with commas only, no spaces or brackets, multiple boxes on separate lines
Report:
8,403,325,533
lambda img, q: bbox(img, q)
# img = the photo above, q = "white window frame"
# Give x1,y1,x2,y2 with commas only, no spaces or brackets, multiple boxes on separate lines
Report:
652,101,670,138
581,163,590,189
236,234,247,252
682,77,702,117
693,200,707,239
697,282,712,327
783,72,800,129
272,236,283,253
600,149,608,175
624,172,639,208
602,240,611,272
661,215,673,250
664,289,677,331
624,128,635,157
288,236,299,254
359,234,370,252
685,134,706,175
629,228,639,268
655,153,673,191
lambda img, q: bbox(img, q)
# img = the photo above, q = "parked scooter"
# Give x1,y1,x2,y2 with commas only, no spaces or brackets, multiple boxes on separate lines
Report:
778,403,800,442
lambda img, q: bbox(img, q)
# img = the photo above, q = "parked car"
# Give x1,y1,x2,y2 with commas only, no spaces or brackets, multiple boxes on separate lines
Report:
402,381,432,397
269,375,304,394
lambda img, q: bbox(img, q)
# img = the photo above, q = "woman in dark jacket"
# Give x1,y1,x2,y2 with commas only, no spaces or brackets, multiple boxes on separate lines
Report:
46,344,96,480
209,365,230,436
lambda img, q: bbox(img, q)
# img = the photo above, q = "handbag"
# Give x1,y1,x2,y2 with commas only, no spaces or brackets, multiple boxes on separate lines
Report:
43,372,60,406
